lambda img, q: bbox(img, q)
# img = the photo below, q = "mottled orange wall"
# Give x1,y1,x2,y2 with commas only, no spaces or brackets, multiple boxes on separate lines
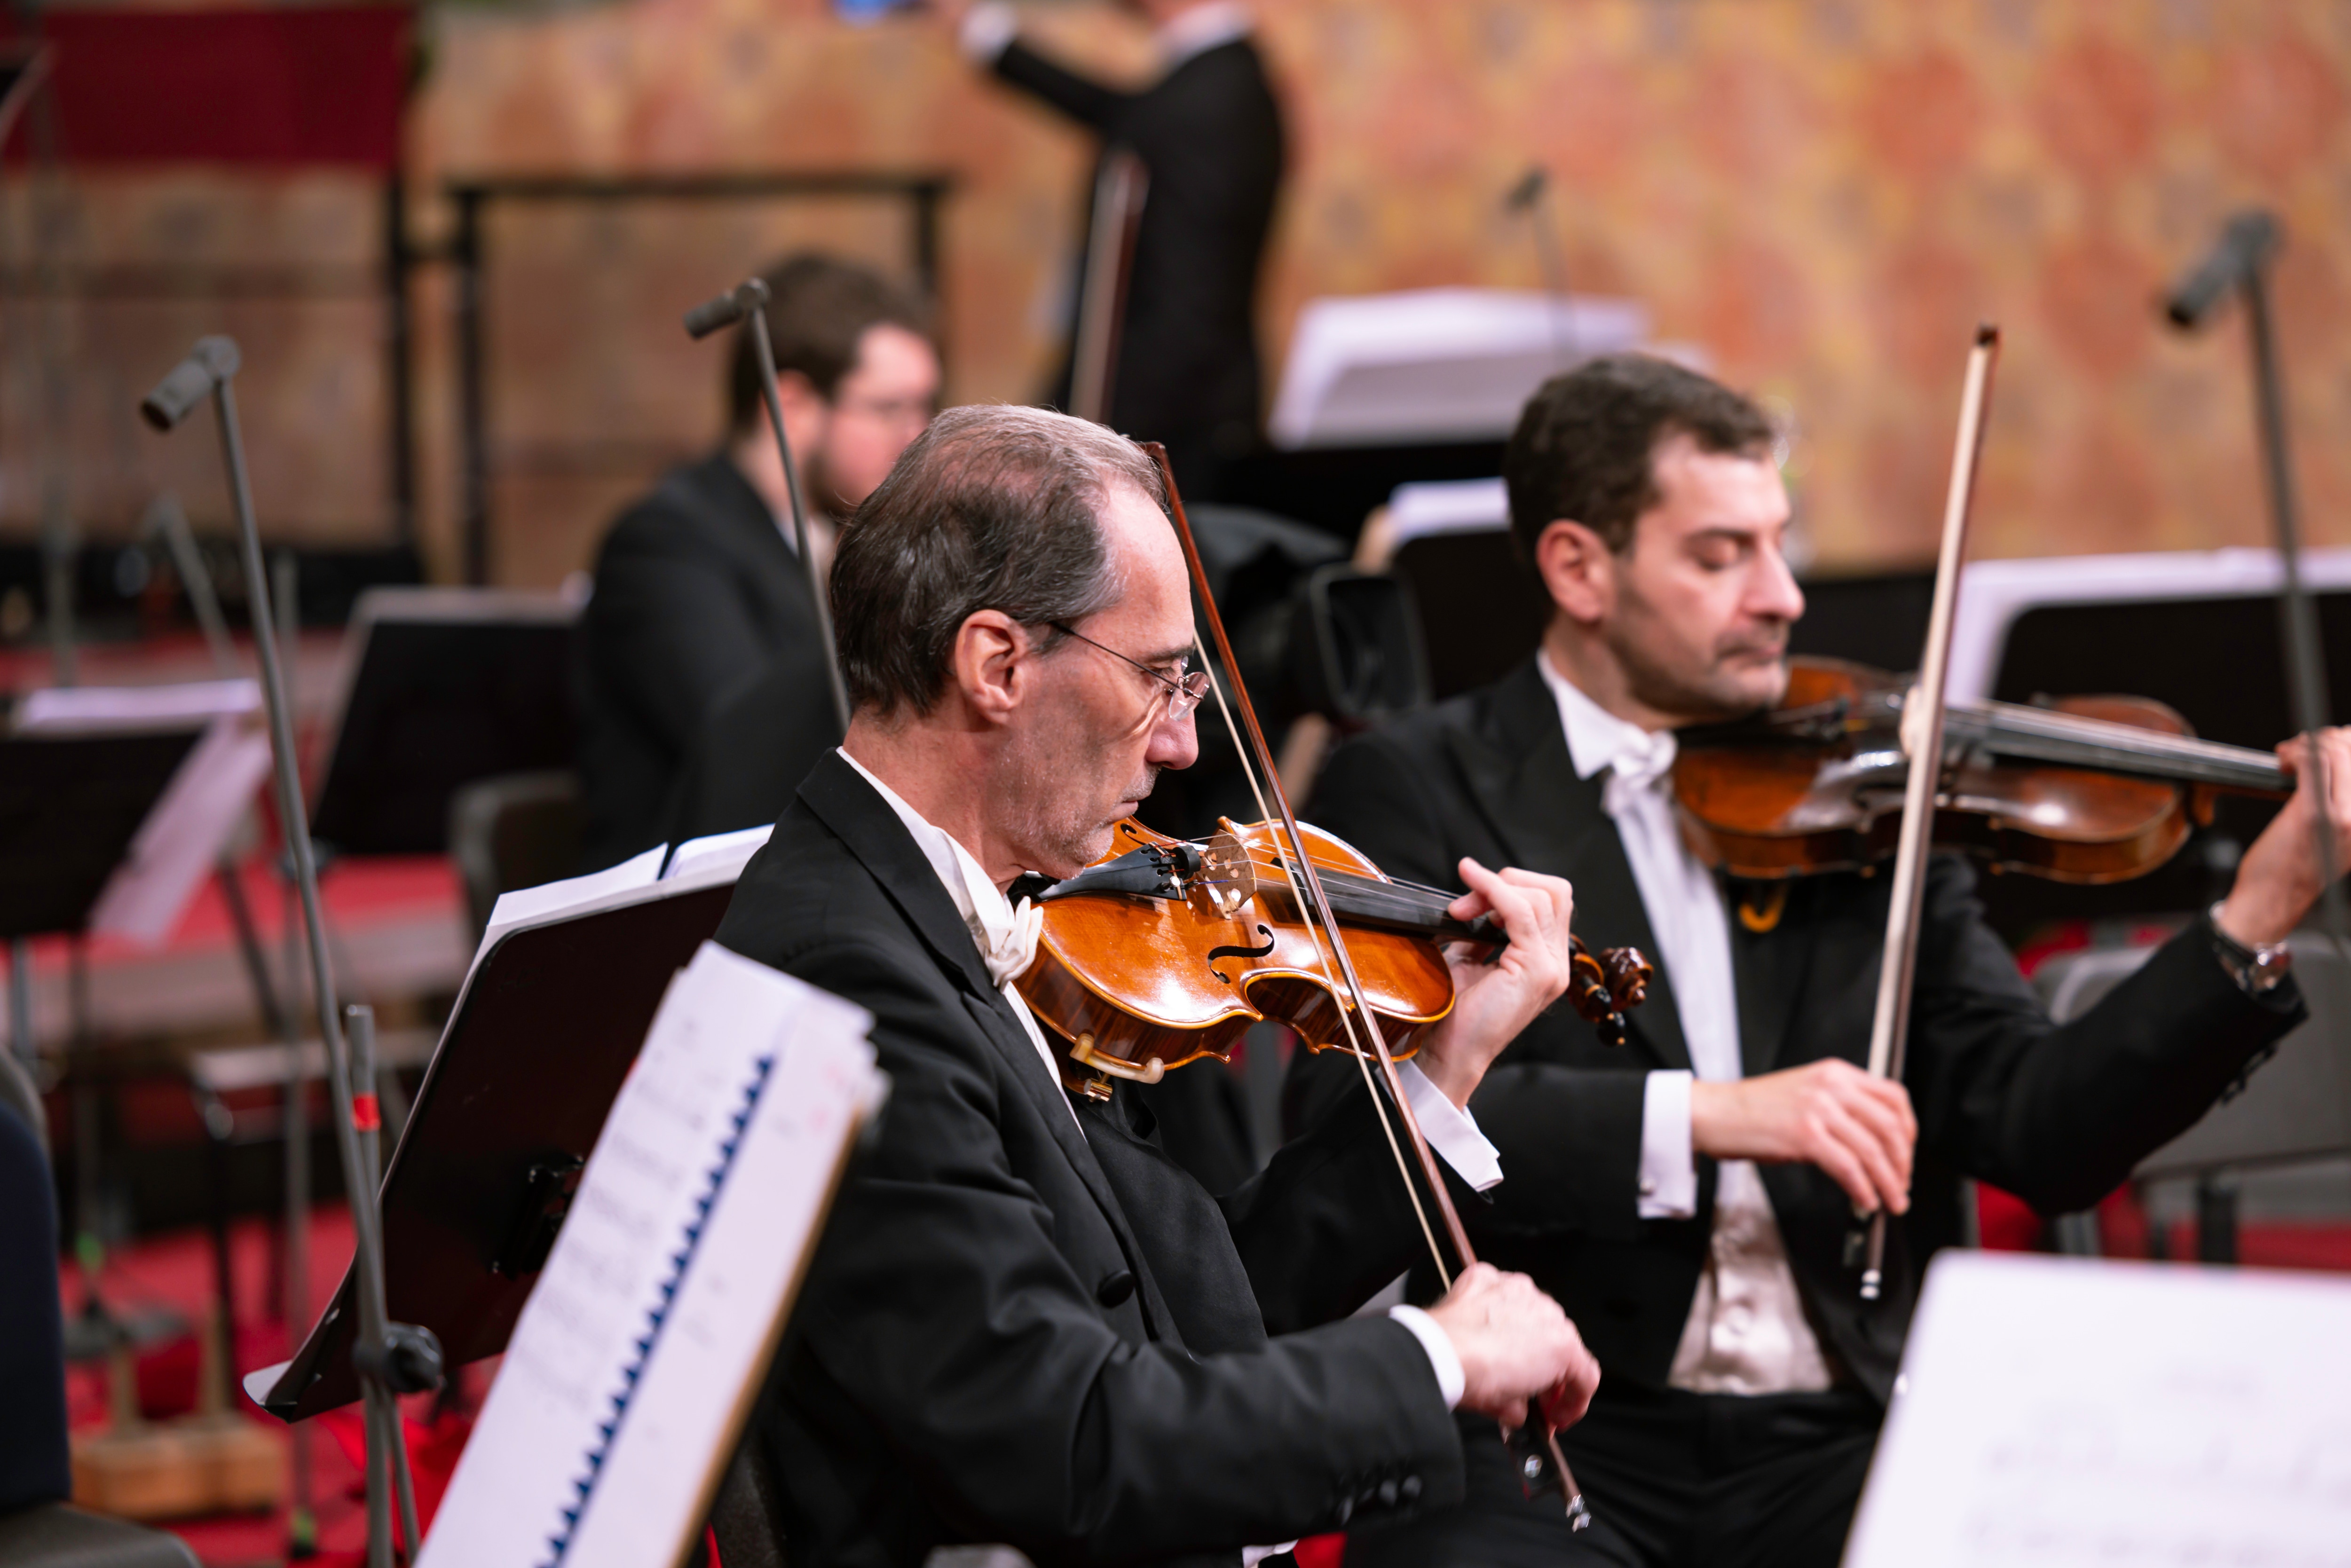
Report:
407,0,2351,583
22,0,2351,586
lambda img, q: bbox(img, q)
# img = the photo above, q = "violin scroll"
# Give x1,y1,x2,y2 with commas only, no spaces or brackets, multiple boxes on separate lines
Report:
1567,937,1651,1048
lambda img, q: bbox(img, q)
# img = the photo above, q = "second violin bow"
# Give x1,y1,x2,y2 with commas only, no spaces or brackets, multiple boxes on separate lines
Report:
1857,323,2001,1302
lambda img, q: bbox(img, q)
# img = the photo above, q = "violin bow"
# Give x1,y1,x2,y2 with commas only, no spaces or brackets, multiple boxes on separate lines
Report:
1856,324,2001,1301
1142,443,1593,1528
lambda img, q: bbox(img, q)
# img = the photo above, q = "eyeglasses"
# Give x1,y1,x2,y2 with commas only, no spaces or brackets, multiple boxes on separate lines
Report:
1047,621,1211,723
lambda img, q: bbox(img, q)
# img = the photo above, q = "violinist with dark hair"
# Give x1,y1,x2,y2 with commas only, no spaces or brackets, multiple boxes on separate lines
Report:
1296,352,2343,1568
716,403,1605,1568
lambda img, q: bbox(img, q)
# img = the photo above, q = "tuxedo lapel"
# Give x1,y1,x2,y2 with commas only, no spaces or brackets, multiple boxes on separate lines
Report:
797,752,1181,1344
1448,663,1691,1072
955,993,1185,1347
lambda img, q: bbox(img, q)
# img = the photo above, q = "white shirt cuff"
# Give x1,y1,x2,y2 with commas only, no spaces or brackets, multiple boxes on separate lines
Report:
1638,1069,1697,1219
1396,1058,1503,1192
958,2,1018,62
1387,1304,1465,1410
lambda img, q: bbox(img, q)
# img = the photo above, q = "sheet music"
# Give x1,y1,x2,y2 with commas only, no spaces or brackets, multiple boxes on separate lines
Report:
13,678,259,735
88,719,272,946
1386,477,1508,544
663,824,772,886
1844,1252,2351,1568
475,844,668,963
417,941,879,1568
1267,288,1653,448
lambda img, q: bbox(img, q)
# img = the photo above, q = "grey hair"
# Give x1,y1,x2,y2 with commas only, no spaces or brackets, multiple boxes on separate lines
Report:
829,403,1168,717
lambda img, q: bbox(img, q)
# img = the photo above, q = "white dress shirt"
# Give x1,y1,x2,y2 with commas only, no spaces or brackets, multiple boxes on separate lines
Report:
836,750,1482,1431
961,0,1253,70
1536,657,1835,1395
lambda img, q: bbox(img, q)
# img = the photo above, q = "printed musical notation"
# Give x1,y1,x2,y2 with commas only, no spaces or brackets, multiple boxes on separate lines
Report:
1845,1253,2351,1568
417,942,879,1568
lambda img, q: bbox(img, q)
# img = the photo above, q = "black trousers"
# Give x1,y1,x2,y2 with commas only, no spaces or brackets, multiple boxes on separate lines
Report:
1345,1386,1880,1568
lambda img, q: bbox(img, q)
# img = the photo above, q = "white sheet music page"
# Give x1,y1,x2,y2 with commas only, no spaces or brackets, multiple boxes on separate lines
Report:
88,720,273,946
1844,1251,2351,1568
417,941,880,1568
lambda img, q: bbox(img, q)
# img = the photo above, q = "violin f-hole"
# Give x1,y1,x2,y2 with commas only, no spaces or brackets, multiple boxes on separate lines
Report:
1207,924,1278,969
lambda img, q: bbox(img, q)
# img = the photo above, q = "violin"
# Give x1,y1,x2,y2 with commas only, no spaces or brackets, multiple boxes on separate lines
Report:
1015,815,1653,1098
1673,654,2289,887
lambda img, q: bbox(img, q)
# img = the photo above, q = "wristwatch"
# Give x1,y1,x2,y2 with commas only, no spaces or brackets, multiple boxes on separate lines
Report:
2209,903,2294,995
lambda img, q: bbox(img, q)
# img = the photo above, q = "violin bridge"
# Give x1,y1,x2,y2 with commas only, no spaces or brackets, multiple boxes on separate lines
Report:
1184,829,1254,918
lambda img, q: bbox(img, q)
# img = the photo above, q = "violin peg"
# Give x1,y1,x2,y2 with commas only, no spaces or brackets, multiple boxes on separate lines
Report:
1595,1013,1627,1048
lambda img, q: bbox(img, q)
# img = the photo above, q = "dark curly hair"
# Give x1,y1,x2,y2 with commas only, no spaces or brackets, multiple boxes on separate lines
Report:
1504,353,1774,559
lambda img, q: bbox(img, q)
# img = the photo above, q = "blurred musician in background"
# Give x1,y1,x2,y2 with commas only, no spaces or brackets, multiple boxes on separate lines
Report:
1295,353,2343,1568
937,0,1283,501
718,404,1603,1567
576,253,937,871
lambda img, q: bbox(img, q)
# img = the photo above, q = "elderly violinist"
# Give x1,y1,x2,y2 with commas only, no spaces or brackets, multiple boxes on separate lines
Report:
715,403,1603,1568
1296,351,2345,1568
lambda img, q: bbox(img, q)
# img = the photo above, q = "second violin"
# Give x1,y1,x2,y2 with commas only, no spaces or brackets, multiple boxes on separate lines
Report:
1673,654,2289,886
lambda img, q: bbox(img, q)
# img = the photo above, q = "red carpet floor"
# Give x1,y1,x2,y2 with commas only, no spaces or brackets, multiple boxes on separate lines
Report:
63,1204,480,1568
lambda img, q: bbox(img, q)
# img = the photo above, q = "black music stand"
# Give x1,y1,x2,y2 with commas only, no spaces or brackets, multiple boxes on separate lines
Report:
0,729,205,941
0,695,252,1362
309,587,579,856
246,864,742,1421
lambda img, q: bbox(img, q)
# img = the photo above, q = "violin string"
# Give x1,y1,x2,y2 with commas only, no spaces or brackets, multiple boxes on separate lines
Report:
1236,861,1457,926
1964,700,2286,787
1192,628,1454,1290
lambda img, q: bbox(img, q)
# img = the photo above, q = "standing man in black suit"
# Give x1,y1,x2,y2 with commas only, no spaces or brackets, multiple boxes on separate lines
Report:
718,404,1607,1567
1297,354,2346,1568
939,0,1282,500
577,253,938,870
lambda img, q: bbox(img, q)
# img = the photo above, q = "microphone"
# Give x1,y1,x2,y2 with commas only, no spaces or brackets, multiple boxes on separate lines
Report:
1504,165,1547,213
684,277,773,340
140,337,241,431
2165,212,2279,330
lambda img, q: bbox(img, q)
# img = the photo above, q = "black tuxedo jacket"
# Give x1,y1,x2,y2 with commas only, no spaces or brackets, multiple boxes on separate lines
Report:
577,451,820,870
996,36,1282,492
1298,659,2304,1402
717,752,1467,1568
658,631,843,851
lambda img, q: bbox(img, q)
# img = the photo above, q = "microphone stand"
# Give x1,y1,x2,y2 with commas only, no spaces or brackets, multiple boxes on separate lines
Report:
1505,165,1576,370
142,338,441,1568
686,278,851,729
2165,214,2351,961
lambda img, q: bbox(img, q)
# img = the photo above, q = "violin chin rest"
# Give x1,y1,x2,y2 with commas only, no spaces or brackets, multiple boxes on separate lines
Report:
1068,1031,1168,1086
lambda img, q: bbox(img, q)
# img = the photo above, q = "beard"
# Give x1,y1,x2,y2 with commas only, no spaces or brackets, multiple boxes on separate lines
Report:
1609,585,1791,723
999,716,1161,878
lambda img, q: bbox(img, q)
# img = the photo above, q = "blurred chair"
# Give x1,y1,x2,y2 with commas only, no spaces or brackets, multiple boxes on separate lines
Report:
0,1099,197,1568
449,771,587,944
2032,934,2351,1259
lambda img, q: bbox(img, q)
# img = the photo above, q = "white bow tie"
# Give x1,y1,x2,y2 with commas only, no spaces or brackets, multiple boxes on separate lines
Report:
1603,730,1680,814
981,897,1045,989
